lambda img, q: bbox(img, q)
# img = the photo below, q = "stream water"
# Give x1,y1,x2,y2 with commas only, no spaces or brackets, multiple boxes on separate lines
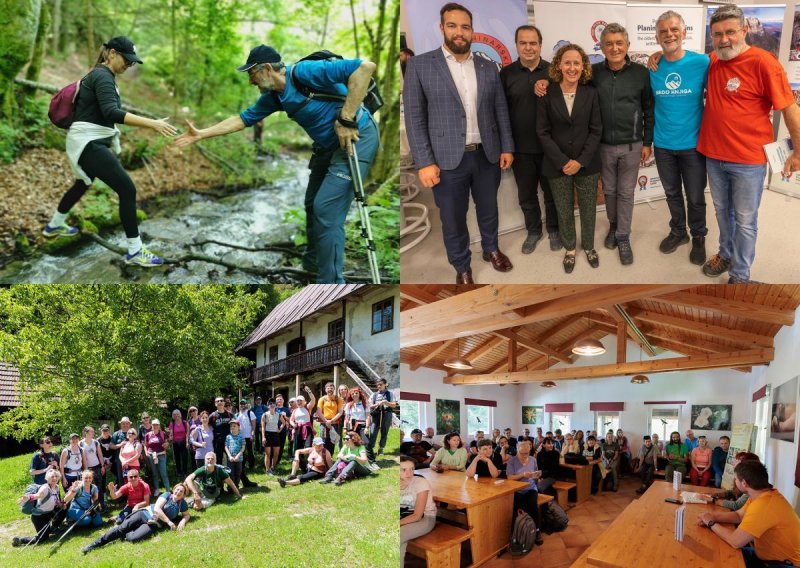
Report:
0,157,309,283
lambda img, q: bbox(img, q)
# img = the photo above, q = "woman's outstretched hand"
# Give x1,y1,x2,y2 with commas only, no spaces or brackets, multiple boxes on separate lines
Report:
151,117,178,137
174,120,204,147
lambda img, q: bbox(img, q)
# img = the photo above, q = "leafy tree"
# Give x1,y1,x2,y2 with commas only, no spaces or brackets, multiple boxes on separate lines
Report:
0,284,279,440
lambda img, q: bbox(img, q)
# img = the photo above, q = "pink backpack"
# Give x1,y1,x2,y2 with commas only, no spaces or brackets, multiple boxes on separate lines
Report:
49,70,94,129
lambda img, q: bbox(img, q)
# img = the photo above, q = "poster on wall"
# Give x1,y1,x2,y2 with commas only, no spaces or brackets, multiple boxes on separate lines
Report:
721,423,755,490
436,399,461,435
690,404,732,430
522,405,545,425
771,376,798,442
704,5,784,57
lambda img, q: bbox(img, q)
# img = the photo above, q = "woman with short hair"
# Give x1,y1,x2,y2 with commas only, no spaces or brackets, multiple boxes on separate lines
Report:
12,469,66,547
320,431,371,485
261,400,282,475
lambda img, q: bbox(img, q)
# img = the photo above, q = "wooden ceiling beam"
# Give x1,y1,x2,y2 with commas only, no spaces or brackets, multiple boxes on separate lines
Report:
533,313,585,342
492,329,572,365
401,285,690,348
628,309,774,349
408,339,456,371
443,348,773,385
400,286,443,306
649,292,795,326
600,304,656,356
462,336,505,364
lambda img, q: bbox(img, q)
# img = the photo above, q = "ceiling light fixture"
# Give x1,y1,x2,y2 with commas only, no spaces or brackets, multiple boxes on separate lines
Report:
630,374,650,384
444,336,473,370
541,381,556,388
572,316,606,356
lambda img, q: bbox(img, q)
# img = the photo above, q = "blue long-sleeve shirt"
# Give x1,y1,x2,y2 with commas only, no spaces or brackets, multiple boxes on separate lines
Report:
711,446,727,474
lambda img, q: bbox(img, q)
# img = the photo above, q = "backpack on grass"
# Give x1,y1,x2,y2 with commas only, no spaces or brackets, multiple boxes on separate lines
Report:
541,501,569,533
290,50,384,116
509,508,537,557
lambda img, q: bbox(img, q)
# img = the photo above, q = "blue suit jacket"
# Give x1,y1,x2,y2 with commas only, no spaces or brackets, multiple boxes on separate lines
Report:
403,48,514,171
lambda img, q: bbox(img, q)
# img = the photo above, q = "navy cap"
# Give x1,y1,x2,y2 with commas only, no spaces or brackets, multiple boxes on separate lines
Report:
105,36,143,64
237,45,281,72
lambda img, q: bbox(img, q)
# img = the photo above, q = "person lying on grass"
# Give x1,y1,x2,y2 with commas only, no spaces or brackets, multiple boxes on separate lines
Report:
184,452,244,511
278,436,333,488
319,431,371,486
107,468,151,525
81,483,190,554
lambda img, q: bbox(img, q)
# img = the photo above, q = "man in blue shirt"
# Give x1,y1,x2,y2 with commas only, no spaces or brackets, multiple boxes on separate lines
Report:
650,10,710,266
252,396,266,452
175,44,380,283
685,429,699,451
711,435,730,488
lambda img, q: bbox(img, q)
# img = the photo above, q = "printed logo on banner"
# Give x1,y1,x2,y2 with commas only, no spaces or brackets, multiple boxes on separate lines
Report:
590,20,607,59
726,77,741,92
665,73,682,90
472,32,513,70
638,175,648,191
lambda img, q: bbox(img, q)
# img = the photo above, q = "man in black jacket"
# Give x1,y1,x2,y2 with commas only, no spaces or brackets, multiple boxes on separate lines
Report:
593,23,654,265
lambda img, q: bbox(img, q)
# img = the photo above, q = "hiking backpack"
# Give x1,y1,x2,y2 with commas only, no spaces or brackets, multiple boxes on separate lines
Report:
509,508,537,557
541,501,569,533
290,50,384,116
48,69,96,129
19,483,54,515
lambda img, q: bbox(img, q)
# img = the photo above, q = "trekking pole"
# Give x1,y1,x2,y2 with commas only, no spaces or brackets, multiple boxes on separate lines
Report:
49,501,100,556
22,510,61,549
347,145,381,283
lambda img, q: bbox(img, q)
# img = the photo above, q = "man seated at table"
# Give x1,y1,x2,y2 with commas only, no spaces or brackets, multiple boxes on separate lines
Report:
711,435,730,488
421,427,442,450
469,430,487,457
518,428,533,444
505,440,544,546
466,439,500,479
634,435,659,494
503,428,518,450
582,435,602,494
697,460,800,568
665,431,689,481
493,436,515,476
399,428,435,469
553,429,565,453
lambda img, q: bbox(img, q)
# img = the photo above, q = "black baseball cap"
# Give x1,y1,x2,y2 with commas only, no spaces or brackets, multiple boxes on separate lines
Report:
236,45,281,72
104,36,143,64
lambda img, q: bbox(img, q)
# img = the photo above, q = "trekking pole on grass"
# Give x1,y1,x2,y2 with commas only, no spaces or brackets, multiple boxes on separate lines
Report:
347,145,381,284
22,510,61,550
49,501,100,555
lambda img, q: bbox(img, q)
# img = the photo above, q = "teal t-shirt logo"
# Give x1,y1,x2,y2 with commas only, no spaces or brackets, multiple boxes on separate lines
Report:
665,73,682,90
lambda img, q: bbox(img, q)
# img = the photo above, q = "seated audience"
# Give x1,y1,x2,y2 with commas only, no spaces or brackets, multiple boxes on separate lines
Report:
400,428,435,469
518,428,533,444
697,460,800,567
582,435,602,493
12,469,66,547
684,429,699,451
504,428,518,449
561,432,580,457
616,429,631,476
575,430,585,453
466,439,500,479
490,428,502,446
533,427,545,450
107,468,151,525
505,440,544,546
711,435,730,488
29,437,58,485
64,470,103,527
430,432,468,472
320,431,372,486
635,435,659,494
553,429,565,452
400,456,437,565
690,435,713,486
665,431,689,481
278,437,332,487
536,438,561,489
493,436,514,475
601,431,620,492
469,430,487,456
422,427,442,450
185,453,242,510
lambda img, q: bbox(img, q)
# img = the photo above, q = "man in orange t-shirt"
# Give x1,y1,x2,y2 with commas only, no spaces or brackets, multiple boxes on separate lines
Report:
697,4,800,283
697,460,800,567
317,381,344,454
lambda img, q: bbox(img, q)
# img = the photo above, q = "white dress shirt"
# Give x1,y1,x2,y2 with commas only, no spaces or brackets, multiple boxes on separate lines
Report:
441,45,481,145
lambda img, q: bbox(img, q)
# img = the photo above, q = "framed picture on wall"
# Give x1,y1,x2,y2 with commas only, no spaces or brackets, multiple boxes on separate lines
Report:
436,399,460,435
522,405,544,425
690,404,732,430
771,376,798,443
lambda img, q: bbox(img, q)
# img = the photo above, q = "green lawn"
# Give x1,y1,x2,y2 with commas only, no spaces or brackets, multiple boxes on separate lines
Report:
0,430,400,567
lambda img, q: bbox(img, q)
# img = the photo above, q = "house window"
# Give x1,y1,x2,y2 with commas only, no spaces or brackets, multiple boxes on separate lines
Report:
400,400,423,433
268,346,278,362
649,408,680,442
596,412,620,439
372,298,394,334
328,318,344,342
551,413,571,434
467,405,491,437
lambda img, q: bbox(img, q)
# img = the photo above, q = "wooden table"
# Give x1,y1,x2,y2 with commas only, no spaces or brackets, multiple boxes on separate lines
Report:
572,481,745,568
417,469,530,567
560,462,593,504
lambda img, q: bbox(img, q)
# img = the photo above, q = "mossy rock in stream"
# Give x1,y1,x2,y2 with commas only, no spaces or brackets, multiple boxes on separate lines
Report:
14,232,32,256
80,219,99,234
39,234,81,253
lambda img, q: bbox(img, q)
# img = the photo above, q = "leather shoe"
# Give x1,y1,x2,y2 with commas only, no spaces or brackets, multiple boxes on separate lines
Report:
456,269,474,284
481,249,513,272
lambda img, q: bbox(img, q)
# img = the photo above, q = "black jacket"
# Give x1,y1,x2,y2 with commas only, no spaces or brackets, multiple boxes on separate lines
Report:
536,82,602,178
590,57,654,146
73,65,127,128
499,58,550,154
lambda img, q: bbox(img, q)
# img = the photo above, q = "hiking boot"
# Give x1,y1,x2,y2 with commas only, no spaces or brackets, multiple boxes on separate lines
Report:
728,275,751,284
334,476,347,486
690,236,706,266
286,474,297,481
82,543,97,555
521,232,542,254
702,253,730,277
604,223,617,249
319,476,333,484
585,249,599,268
563,252,576,274
124,246,165,267
535,531,544,546
277,478,286,488
659,232,689,254
548,231,562,251
617,237,633,265
42,224,79,238
12,537,22,547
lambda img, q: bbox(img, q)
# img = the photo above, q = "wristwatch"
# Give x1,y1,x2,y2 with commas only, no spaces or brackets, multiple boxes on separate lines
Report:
706,520,717,528
337,111,358,129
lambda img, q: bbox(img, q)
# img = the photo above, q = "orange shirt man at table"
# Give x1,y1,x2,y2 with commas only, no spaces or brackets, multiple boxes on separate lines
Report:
466,439,500,479
697,460,800,567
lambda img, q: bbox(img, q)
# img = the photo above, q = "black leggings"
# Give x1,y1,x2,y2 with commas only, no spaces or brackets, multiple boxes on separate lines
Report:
89,510,159,548
58,140,139,238
16,509,67,545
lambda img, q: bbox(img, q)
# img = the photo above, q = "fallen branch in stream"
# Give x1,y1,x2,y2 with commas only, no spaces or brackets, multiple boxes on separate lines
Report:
84,232,376,282
192,239,303,257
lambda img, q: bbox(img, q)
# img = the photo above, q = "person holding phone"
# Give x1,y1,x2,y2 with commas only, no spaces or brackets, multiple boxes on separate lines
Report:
506,439,545,545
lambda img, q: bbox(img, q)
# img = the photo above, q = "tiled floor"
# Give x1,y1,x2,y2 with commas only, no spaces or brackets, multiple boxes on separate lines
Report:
405,473,645,568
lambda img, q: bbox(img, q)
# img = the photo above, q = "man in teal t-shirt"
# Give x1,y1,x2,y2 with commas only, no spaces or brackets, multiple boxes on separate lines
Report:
650,10,710,267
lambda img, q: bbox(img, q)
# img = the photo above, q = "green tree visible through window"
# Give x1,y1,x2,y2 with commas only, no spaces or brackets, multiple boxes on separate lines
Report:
400,400,420,433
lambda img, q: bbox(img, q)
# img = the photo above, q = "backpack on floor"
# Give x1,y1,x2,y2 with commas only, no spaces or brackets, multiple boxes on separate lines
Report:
509,508,537,557
541,501,569,533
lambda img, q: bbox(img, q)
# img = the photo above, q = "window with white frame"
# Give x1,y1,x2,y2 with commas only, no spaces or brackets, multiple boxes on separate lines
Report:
400,400,423,433
752,386,771,460
551,413,571,434
649,408,680,442
467,405,492,437
596,412,620,439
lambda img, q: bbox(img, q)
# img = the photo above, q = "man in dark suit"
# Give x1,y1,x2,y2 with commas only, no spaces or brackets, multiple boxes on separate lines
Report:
403,2,515,284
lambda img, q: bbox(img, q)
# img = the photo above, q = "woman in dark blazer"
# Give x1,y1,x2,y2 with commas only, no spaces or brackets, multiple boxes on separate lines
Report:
536,44,602,273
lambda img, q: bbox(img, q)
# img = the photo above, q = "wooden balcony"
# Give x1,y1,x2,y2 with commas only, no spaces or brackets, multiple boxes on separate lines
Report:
251,339,346,384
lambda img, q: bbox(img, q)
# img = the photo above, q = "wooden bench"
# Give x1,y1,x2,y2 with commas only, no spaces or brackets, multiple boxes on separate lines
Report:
407,523,473,568
654,469,666,478
552,480,577,509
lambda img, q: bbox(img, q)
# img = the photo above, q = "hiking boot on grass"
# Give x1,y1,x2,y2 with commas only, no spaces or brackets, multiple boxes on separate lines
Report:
319,476,334,484
604,223,617,249
42,224,79,238
702,253,730,277
659,232,689,254
617,237,633,265
690,236,706,265
333,476,347,486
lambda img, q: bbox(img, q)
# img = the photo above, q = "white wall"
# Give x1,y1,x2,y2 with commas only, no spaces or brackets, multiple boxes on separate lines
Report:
748,305,800,511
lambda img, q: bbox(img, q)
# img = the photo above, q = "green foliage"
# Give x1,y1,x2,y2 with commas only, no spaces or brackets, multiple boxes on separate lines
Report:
0,285,270,441
282,207,307,247
0,122,18,163
77,181,118,230
118,134,164,170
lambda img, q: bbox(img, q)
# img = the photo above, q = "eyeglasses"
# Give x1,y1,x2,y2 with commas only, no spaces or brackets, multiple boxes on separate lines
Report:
711,29,743,40
128,474,139,478
247,64,265,77
344,437,352,441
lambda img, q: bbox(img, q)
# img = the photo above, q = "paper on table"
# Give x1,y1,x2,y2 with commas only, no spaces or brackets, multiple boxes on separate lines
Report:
675,505,686,542
680,491,707,504
764,138,794,180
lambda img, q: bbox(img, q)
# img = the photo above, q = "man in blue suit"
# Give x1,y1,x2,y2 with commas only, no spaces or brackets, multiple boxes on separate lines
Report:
403,2,515,284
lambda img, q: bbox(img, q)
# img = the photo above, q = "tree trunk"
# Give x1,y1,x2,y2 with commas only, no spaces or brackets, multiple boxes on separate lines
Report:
85,0,94,68
348,0,359,58
0,0,42,118
51,0,62,54
372,0,399,182
24,0,51,91
371,0,387,70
